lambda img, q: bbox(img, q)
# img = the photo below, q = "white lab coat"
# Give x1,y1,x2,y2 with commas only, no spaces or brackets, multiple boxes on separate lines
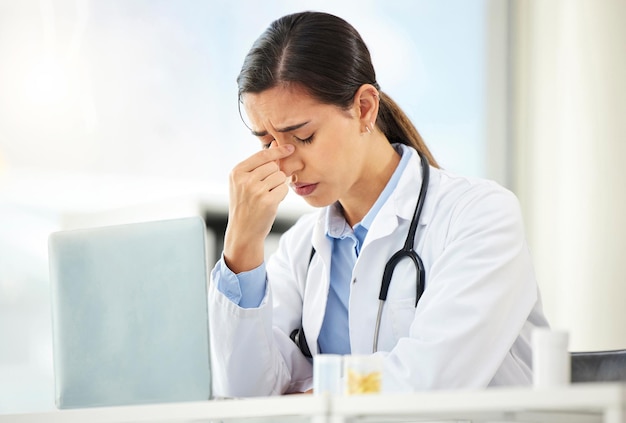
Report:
208,145,549,397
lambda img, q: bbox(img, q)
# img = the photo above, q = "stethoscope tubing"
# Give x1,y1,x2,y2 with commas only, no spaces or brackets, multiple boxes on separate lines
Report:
373,153,429,353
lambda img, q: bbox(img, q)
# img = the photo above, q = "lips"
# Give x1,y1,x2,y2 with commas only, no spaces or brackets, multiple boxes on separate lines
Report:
291,182,318,197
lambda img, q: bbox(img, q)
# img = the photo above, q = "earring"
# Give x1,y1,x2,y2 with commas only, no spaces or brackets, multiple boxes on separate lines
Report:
365,126,371,134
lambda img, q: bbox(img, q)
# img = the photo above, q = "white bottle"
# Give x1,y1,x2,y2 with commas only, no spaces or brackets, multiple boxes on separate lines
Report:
532,328,570,387
313,354,343,396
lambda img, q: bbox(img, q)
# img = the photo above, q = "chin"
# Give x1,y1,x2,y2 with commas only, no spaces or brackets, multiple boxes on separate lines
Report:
302,195,334,209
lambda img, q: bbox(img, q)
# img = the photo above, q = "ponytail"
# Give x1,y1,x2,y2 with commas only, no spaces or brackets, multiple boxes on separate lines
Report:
377,91,439,168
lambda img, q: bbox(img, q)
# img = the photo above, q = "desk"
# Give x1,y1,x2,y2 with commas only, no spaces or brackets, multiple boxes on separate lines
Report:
1,383,625,423
330,383,626,423
0,395,328,423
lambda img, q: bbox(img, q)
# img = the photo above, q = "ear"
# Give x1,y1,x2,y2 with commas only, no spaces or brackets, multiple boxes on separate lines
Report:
353,84,379,132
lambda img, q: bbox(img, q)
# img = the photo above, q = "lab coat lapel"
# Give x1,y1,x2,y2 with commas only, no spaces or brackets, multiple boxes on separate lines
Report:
348,182,408,354
361,147,424,250
301,210,331,356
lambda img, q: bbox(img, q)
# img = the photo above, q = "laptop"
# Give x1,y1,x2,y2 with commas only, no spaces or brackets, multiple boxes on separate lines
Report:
48,216,212,409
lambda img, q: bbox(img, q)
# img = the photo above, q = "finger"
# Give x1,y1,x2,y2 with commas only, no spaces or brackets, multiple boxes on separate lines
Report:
251,160,282,183
261,170,289,193
265,180,289,204
238,144,294,172
229,161,286,202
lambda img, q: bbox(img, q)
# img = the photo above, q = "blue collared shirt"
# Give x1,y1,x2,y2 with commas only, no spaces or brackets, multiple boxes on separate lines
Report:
214,143,411,354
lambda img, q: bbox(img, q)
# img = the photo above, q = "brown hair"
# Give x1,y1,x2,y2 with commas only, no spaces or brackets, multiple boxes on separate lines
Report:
237,11,438,167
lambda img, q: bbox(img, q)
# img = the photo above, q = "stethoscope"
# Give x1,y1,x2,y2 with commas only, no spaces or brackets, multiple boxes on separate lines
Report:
372,152,429,352
290,152,430,357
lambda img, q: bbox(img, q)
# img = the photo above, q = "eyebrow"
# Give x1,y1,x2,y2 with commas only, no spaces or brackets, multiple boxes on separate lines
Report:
251,121,310,137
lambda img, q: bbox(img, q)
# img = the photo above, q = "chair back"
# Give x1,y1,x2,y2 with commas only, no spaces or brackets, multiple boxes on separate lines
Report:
571,349,626,382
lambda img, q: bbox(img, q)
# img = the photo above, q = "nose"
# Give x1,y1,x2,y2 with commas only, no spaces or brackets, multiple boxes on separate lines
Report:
272,139,300,179
278,151,299,179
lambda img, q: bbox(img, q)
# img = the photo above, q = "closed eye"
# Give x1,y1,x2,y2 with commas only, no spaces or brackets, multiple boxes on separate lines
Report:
295,134,314,144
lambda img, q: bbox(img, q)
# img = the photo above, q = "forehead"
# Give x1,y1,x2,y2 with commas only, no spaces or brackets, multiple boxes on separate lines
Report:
242,84,327,129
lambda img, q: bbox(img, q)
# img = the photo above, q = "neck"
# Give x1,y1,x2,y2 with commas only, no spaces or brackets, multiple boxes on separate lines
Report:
340,139,401,227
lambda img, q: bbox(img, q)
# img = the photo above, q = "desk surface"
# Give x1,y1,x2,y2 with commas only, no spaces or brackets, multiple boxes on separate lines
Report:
1,383,625,423
0,395,327,423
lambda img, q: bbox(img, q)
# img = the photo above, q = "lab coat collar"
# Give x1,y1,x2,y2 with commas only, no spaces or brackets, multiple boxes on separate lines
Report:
393,144,437,226
361,145,438,248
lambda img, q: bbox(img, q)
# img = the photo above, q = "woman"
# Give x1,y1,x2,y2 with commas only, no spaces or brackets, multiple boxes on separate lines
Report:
208,11,549,396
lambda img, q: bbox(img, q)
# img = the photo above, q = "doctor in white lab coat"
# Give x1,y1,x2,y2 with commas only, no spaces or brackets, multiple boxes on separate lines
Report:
208,11,549,397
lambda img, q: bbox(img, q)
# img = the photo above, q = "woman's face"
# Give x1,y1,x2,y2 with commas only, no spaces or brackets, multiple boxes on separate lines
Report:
242,84,367,208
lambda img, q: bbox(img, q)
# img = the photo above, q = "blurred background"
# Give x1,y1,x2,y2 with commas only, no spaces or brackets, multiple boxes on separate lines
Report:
0,0,624,413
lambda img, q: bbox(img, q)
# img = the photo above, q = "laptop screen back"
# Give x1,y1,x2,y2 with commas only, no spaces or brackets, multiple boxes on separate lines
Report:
48,216,211,409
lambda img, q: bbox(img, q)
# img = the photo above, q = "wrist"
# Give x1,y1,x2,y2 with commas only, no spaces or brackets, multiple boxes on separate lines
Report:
223,235,265,274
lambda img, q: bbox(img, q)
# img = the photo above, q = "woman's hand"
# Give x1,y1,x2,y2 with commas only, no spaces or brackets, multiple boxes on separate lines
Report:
223,143,295,273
